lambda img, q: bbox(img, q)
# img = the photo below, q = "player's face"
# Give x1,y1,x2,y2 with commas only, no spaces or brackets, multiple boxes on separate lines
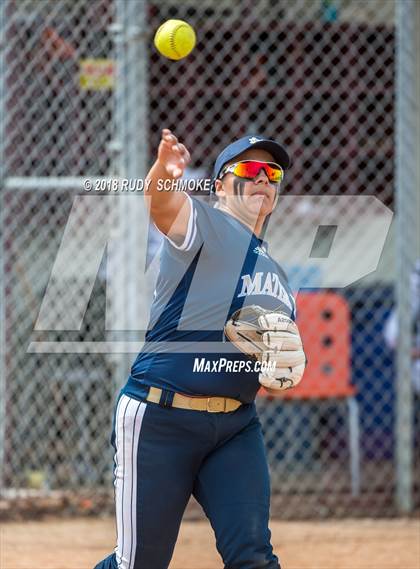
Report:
215,149,280,218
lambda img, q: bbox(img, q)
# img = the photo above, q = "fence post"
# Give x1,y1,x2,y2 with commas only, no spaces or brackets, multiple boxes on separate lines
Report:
110,0,149,384
394,0,420,513
0,0,7,492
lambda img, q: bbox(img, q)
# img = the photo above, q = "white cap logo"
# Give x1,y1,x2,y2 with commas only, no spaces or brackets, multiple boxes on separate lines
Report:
249,137,263,144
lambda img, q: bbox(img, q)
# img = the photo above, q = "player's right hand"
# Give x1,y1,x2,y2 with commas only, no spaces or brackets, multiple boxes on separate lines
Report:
157,129,191,179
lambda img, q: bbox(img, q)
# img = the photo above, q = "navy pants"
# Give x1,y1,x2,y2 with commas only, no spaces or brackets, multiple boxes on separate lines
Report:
94,393,280,569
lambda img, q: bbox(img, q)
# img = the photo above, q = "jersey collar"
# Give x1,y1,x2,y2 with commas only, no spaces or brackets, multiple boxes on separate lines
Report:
214,207,269,249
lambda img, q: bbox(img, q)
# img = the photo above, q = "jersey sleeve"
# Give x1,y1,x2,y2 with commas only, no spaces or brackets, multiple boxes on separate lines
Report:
274,260,297,321
160,193,198,252
155,194,217,259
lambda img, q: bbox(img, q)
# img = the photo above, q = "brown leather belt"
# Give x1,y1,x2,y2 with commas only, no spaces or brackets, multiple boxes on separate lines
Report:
146,386,242,413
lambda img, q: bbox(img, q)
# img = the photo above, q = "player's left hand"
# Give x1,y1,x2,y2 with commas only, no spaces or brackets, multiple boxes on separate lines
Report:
158,129,191,179
224,305,306,391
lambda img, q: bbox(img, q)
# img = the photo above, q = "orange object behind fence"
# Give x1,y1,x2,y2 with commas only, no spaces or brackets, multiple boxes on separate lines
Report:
259,291,360,495
263,291,355,400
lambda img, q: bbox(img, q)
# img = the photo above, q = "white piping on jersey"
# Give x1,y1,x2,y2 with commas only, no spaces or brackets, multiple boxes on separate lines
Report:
155,194,196,251
183,207,198,252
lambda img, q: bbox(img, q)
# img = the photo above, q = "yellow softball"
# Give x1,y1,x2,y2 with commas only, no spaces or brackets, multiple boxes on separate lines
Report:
154,19,196,61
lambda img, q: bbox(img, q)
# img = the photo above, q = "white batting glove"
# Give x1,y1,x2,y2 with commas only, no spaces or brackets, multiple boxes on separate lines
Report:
257,312,306,391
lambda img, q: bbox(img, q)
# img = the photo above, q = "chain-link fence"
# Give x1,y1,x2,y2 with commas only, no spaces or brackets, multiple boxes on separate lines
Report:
1,0,117,495
0,0,419,519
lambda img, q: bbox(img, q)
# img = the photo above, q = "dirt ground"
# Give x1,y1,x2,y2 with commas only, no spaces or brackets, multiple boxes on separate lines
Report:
0,517,419,569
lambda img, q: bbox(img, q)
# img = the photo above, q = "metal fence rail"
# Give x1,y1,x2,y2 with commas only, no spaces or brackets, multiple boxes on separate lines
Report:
0,0,418,518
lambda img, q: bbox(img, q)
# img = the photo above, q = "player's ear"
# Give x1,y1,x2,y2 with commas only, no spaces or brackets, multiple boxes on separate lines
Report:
214,179,225,198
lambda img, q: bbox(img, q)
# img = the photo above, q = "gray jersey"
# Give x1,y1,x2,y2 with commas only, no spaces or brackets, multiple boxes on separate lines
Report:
128,195,295,403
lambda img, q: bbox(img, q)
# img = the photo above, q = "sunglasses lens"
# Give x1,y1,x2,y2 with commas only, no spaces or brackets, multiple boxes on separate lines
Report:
232,161,283,182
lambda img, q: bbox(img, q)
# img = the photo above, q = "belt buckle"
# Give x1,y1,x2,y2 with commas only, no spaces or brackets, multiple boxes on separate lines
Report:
207,397,226,413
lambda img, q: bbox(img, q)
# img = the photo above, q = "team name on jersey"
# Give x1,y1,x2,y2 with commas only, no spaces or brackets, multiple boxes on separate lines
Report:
238,271,293,311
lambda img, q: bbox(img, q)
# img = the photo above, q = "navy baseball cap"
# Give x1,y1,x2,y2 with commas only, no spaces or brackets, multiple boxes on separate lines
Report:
212,135,290,191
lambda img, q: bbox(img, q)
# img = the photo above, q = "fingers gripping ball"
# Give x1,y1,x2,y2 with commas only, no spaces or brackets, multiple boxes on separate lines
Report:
154,20,196,61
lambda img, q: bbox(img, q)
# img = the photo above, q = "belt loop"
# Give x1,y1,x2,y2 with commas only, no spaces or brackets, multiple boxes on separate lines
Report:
159,389,175,408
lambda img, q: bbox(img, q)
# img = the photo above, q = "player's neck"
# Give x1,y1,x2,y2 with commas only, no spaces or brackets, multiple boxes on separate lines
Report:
216,203,264,237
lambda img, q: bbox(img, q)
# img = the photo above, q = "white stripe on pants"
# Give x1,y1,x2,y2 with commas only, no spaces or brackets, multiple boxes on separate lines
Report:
113,395,147,569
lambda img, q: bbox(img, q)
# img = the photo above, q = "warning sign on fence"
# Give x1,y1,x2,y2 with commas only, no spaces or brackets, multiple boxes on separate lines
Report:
79,59,114,91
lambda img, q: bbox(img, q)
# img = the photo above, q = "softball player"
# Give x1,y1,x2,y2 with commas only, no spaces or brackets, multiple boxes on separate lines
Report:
95,129,306,569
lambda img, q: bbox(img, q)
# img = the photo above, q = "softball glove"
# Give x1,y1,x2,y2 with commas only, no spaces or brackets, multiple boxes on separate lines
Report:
224,305,306,391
